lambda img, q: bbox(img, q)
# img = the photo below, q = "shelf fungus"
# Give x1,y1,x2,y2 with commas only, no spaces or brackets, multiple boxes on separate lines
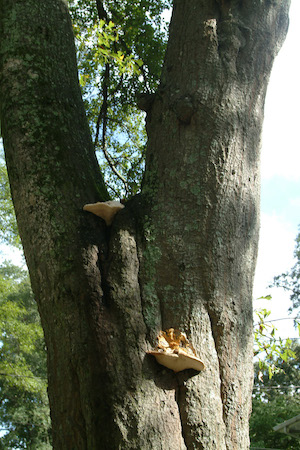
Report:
83,200,124,226
147,328,205,373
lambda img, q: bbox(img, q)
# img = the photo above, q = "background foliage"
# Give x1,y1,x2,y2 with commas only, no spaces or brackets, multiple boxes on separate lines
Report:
0,263,51,449
250,343,300,449
69,0,171,198
0,154,19,248
272,229,300,319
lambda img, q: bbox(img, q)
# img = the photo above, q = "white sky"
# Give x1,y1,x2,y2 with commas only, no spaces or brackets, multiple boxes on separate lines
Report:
253,0,300,339
1,1,299,340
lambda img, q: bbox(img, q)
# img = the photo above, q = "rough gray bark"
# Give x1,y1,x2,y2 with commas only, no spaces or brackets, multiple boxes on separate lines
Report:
0,0,290,449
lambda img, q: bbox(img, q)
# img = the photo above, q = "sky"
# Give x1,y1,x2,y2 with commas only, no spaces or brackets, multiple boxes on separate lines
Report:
1,1,299,339
253,0,300,339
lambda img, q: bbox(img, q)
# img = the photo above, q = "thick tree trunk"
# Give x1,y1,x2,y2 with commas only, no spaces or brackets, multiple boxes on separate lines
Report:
0,0,290,449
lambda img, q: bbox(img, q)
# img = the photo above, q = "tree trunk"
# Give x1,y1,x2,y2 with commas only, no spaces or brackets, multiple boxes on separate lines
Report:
0,0,290,449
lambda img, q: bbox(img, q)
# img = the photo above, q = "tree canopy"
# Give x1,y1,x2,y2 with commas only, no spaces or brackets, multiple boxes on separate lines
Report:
69,0,171,198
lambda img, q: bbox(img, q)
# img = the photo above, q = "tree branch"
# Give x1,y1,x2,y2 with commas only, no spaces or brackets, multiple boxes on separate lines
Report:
95,0,109,21
94,63,129,195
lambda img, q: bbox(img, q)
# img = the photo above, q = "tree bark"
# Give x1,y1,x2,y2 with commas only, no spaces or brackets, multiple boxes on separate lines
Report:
0,0,290,449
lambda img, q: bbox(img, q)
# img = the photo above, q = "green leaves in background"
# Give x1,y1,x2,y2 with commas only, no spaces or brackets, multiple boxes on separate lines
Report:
254,295,299,379
0,262,51,449
69,0,171,198
272,228,300,318
0,151,19,248
252,253,300,449
250,343,300,449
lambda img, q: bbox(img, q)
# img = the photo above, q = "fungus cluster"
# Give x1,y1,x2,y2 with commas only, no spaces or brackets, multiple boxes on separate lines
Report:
83,200,124,226
147,328,204,373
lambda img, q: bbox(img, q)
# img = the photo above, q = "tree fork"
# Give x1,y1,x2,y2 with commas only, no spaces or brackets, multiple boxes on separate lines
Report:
0,0,290,449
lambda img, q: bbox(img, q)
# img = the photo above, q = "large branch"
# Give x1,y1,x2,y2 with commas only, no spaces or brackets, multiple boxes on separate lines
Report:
0,0,112,447
142,0,291,446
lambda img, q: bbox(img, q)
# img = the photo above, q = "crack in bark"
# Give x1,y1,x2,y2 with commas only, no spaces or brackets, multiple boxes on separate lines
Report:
206,307,228,430
175,383,189,450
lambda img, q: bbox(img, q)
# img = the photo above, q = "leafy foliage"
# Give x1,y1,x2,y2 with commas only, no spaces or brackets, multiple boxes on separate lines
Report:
0,146,19,248
272,228,300,319
253,295,299,379
0,262,51,449
250,343,300,449
68,0,171,198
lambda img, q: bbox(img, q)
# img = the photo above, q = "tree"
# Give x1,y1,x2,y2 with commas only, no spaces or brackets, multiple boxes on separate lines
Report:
273,227,300,318
0,1,291,448
0,262,51,449
250,343,300,449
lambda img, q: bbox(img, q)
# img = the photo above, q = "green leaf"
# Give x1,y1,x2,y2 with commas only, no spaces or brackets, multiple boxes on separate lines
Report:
256,295,272,301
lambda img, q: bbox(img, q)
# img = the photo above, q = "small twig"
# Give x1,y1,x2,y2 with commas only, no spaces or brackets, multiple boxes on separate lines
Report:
94,102,105,149
254,336,300,344
271,283,295,293
254,317,299,326
95,64,129,195
253,385,300,390
105,182,120,197
101,128,129,196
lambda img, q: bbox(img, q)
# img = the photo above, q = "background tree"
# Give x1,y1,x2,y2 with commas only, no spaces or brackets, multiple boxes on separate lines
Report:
273,227,300,318
0,0,291,448
250,343,300,449
0,263,51,449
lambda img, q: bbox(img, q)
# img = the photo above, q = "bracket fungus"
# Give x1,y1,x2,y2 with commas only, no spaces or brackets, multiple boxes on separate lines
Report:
147,328,205,373
83,200,124,226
